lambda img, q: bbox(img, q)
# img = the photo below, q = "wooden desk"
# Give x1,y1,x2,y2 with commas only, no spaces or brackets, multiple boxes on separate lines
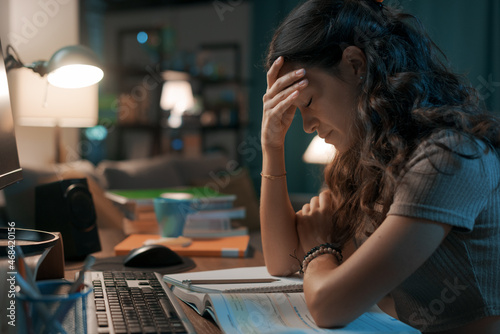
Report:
64,228,265,334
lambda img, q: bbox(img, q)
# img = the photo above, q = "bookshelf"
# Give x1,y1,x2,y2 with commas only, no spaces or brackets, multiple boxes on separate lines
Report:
113,28,246,162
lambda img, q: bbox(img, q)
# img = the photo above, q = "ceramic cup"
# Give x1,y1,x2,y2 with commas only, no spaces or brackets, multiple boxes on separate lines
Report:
153,196,197,238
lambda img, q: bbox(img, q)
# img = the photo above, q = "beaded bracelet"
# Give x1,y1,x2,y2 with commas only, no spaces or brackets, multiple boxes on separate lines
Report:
260,172,287,180
301,243,343,274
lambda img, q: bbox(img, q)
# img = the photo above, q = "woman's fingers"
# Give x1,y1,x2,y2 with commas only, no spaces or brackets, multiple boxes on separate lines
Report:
301,192,333,218
266,56,284,89
262,87,300,144
266,56,306,95
268,89,298,117
267,68,306,99
297,192,335,252
263,77,308,124
267,78,307,107
262,58,308,148
301,203,311,215
309,196,319,209
263,58,308,124
319,191,333,212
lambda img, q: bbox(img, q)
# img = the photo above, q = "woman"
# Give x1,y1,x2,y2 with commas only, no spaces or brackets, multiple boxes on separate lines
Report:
260,0,500,333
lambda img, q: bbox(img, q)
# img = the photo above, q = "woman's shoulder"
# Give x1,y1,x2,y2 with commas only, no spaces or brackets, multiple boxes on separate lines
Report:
405,129,500,178
392,129,500,232
417,129,491,155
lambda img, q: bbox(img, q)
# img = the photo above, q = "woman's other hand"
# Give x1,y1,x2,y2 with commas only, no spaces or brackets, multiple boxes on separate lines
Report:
296,190,336,253
261,56,308,150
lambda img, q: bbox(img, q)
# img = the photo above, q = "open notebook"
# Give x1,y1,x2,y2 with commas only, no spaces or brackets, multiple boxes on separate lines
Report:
163,266,303,294
163,267,421,333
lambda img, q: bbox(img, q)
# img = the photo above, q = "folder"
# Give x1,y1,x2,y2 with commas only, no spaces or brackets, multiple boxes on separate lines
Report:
114,234,250,258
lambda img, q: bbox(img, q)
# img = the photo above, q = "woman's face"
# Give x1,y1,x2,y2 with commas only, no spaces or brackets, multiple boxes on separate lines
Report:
279,63,361,153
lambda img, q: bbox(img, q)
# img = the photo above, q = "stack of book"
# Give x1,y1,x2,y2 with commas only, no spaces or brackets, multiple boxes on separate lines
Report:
182,206,247,238
105,187,248,237
105,188,162,235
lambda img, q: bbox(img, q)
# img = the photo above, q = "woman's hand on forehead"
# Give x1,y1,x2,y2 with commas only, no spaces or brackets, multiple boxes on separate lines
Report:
261,57,309,149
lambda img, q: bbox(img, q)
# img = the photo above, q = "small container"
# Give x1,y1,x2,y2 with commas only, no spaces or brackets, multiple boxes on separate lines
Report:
16,280,91,334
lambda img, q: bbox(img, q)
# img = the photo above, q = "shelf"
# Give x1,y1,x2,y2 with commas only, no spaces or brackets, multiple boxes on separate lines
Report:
201,124,241,130
114,31,245,161
118,123,160,129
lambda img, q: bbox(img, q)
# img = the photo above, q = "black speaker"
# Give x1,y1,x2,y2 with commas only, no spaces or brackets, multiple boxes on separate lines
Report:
35,178,101,260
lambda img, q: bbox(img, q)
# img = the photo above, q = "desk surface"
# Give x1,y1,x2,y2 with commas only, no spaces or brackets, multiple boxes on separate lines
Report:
64,227,265,334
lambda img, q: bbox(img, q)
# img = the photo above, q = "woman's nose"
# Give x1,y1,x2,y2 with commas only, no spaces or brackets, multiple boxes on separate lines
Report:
302,116,317,134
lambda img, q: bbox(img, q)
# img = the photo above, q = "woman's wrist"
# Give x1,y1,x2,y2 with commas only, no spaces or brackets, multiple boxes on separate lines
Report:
262,146,286,176
303,252,340,275
300,243,343,274
261,171,287,180
262,144,285,156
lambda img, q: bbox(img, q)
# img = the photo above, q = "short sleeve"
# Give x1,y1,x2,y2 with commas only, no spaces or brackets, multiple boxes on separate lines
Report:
388,131,500,232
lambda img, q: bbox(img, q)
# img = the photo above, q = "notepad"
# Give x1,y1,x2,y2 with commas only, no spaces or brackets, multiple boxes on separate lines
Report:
163,266,303,294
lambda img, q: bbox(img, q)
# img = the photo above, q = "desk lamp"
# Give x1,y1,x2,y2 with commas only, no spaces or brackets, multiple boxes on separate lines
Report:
4,44,104,163
302,135,337,164
4,44,103,88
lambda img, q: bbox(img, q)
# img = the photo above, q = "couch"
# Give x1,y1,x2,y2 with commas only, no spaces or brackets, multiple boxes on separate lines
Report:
2,152,261,232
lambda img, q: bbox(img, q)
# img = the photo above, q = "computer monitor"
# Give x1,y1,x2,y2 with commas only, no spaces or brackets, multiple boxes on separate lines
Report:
0,40,22,190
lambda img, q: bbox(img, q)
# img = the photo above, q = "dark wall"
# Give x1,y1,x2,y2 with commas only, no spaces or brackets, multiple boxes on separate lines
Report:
247,0,323,196
402,0,500,114
247,0,500,195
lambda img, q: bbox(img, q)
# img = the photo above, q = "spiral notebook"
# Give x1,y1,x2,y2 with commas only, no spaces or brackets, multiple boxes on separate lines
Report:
163,266,303,294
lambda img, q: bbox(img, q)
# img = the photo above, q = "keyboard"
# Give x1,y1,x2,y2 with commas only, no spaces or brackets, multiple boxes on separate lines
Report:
84,271,196,334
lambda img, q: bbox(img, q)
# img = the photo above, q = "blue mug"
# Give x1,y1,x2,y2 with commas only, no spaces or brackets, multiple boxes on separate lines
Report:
153,197,198,237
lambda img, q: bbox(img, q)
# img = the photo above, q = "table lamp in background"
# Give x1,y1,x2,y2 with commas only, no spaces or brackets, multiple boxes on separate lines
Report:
285,135,337,211
5,44,104,163
160,70,195,129
302,135,337,164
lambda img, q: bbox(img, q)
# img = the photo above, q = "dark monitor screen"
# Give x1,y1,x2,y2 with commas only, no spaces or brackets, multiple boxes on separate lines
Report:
0,40,22,189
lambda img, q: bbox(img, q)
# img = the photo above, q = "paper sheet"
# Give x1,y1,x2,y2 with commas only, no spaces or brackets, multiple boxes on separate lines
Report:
208,293,420,334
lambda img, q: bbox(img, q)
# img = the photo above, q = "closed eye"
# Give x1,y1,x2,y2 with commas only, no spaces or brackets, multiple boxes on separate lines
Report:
306,98,312,107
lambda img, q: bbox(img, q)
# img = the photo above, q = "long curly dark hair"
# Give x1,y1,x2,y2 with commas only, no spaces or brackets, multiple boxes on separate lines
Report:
266,0,500,246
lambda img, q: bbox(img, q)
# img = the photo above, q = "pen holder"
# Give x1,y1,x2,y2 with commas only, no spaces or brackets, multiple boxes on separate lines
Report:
16,280,92,334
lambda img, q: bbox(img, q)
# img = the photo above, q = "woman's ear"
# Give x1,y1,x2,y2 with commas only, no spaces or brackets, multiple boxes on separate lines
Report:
340,46,367,82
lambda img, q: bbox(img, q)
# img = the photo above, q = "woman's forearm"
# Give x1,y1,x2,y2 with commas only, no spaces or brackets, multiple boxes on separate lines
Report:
260,147,301,276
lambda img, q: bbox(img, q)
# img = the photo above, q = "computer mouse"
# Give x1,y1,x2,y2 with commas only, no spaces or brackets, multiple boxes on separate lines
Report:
123,244,183,268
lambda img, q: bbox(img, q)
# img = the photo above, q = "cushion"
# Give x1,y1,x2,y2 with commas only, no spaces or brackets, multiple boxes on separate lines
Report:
170,152,230,185
96,155,184,190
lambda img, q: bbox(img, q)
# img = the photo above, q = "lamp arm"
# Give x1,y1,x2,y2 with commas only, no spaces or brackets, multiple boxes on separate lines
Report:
5,44,48,76
5,45,24,71
25,60,49,76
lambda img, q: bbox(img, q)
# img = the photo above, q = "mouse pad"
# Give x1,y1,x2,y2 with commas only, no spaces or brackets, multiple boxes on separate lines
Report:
91,255,196,275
